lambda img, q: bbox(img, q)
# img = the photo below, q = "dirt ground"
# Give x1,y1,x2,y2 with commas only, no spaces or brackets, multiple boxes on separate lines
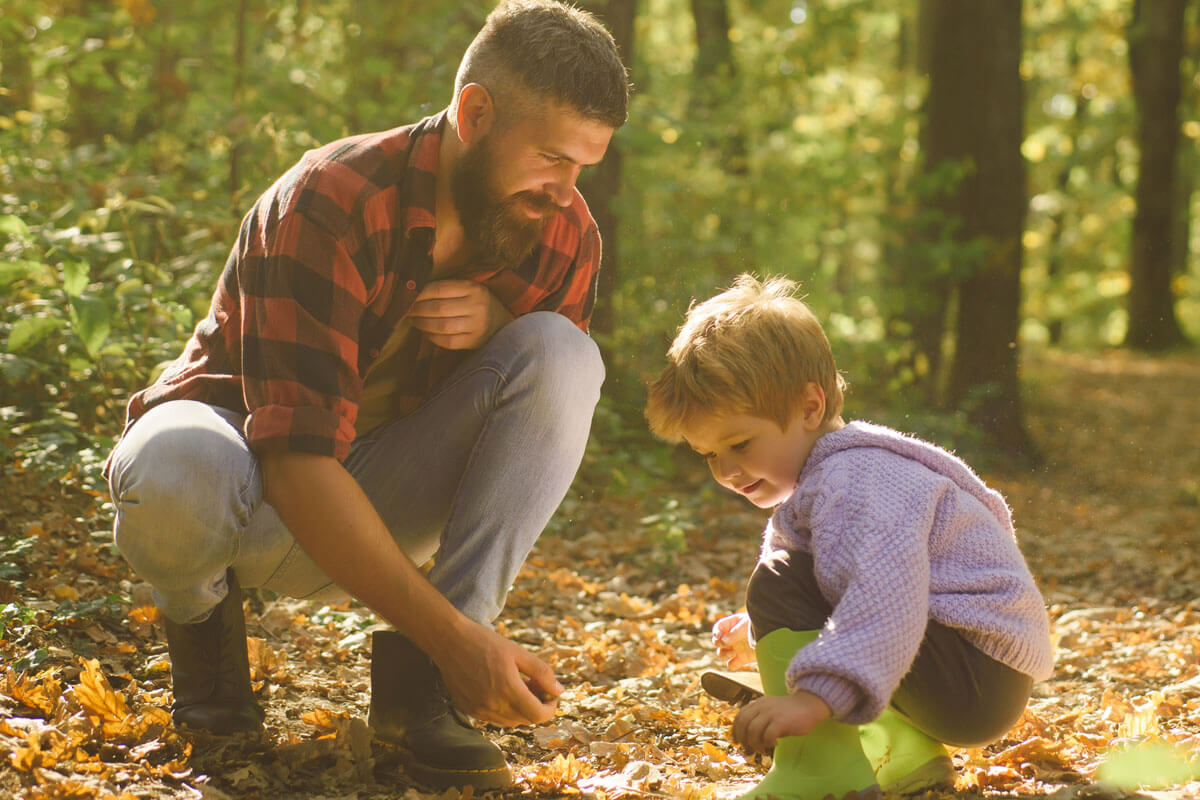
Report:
2,347,1199,800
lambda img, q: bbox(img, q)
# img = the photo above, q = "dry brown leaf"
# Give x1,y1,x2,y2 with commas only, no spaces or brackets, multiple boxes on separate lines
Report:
246,635,288,681
10,730,44,772
990,736,1068,768
128,605,161,625
5,667,61,716
959,763,1024,790
300,707,347,731
73,658,128,725
524,752,591,793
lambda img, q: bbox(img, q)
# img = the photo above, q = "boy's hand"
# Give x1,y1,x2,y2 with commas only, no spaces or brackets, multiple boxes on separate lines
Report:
731,691,832,754
712,612,755,669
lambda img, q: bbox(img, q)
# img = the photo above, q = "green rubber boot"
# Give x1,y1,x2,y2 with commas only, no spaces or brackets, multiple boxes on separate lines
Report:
859,708,954,793
737,629,879,800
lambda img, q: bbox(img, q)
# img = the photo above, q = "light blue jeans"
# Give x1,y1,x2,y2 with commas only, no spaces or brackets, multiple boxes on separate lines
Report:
106,312,604,626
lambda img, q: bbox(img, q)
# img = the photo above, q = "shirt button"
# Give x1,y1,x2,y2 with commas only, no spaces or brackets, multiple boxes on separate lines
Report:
368,348,380,358
406,280,417,290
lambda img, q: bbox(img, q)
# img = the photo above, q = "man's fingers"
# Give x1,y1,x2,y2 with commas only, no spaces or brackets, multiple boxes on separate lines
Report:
409,298,477,319
504,650,558,724
414,279,479,301
422,332,477,350
410,314,472,335
517,651,563,698
475,706,525,728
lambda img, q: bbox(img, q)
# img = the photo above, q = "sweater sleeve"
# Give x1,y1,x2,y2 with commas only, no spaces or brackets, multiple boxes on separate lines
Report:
782,460,944,724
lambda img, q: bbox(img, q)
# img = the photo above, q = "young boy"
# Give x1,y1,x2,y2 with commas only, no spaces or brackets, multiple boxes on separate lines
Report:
645,275,1054,800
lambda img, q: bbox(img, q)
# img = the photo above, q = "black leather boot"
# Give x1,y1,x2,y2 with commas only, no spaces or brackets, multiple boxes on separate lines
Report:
368,630,512,790
162,569,265,735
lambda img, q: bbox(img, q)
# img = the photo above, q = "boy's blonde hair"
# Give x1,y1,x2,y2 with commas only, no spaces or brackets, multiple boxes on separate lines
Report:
645,274,846,441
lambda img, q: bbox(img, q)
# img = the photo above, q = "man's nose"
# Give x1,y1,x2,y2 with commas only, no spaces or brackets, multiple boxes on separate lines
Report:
546,164,582,207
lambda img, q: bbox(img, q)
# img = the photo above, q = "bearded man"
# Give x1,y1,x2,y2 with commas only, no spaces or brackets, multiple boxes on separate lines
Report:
103,0,629,790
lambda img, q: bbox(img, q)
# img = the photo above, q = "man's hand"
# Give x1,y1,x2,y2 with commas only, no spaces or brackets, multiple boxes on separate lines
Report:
430,618,563,727
260,452,555,729
731,691,832,753
408,280,514,350
712,612,755,670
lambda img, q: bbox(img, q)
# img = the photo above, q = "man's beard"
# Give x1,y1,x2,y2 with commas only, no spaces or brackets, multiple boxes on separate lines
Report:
450,134,559,266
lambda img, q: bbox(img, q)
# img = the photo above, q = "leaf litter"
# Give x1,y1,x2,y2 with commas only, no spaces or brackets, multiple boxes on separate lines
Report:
2,349,1198,799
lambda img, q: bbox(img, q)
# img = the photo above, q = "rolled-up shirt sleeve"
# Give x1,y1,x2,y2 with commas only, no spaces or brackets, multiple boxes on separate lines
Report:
531,215,601,331
240,205,369,462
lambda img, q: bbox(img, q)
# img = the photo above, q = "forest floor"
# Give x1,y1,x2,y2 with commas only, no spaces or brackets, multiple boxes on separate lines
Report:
2,347,1199,800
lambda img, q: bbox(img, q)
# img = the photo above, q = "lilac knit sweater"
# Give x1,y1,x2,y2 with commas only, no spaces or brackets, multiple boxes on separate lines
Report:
763,421,1054,724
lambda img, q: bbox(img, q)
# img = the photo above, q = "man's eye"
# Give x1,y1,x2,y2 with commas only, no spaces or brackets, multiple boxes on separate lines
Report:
542,153,561,164
731,440,750,452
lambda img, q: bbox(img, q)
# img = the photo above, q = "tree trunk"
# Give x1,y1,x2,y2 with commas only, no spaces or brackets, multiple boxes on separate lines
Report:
1169,2,1198,294
1125,0,1188,350
923,0,1034,457
886,0,950,401
0,11,35,116
65,0,125,146
1045,15,1088,346
689,0,750,276
230,0,248,203
578,0,636,339
689,0,736,117
897,0,956,401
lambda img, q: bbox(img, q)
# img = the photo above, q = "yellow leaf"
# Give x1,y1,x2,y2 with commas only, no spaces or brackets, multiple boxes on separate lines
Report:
129,605,162,625
702,741,729,762
301,708,347,731
10,732,41,772
5,668,61,716
74,658,129,725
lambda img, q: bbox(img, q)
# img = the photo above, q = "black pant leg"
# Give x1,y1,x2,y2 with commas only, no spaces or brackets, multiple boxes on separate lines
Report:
744,547,1033,746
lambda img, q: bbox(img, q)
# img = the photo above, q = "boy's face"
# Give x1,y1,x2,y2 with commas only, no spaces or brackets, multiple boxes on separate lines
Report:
680,410,821,509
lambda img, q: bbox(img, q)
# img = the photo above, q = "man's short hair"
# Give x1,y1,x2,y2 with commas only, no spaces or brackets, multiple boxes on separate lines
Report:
645,274,847,441
453,0,630,128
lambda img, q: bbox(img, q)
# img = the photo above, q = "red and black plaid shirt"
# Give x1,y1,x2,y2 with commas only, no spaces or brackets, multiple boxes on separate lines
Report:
120,111,601,462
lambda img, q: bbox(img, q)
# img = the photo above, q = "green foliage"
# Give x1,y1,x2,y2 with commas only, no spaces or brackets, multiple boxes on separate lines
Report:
637,496,697,570
2,0,1197,483
0,0,484,473
1097,740,1200,790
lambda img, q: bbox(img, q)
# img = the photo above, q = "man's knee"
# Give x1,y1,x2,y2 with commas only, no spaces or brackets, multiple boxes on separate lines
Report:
503,311,605,405
108,406,251,586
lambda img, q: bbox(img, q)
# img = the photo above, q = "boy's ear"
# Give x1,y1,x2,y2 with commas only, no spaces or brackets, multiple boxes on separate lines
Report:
800,382,827,430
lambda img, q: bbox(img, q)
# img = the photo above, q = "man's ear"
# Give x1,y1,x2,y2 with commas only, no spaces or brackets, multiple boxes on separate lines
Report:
455,83,495,145
800,382,827,430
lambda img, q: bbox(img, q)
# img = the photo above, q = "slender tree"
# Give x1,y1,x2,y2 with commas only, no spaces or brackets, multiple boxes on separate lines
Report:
920,0,1034,456
64,0,126,146
578,0,636,338
1168,2,1198,319
1125,0,1189,350
689,0,750,275
1044,9,1090,346
886,0,952,402
0,7,35,116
